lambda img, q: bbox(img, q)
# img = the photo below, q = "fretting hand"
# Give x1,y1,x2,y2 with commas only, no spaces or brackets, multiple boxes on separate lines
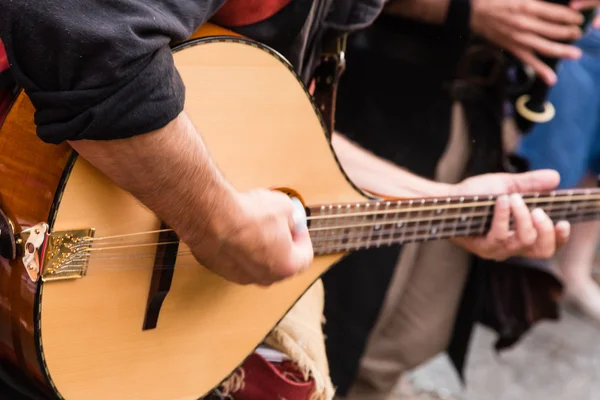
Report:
189,189,314,286
450,169,570,261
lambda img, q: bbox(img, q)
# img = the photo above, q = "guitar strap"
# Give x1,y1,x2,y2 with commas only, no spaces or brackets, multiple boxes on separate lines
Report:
311,32,348,138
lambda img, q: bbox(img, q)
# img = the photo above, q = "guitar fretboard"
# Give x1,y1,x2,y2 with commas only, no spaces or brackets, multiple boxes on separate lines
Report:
307,189,600,255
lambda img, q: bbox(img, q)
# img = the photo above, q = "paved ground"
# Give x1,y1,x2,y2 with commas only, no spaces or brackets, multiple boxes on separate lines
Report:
392,268,600,400
396,305,600,400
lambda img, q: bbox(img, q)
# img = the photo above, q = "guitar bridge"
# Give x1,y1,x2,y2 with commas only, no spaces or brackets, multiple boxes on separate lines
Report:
18,223,95,282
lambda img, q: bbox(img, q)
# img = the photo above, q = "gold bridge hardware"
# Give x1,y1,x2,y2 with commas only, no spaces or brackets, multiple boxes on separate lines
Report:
17,223,95,282
42,228,96,282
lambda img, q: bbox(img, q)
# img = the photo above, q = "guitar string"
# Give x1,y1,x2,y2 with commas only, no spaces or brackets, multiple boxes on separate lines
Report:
48,199,598,270
76,200,599,250
72,206,597,255
57,208,596,274
305,191,600,220
55,208,600,270
78,192,600,244
51,212,600,273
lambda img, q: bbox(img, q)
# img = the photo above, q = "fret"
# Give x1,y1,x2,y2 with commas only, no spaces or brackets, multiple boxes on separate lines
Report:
310,205,324,255
416,199,428,242
378,201,392,247
423,199,435,240
456,197,472,236
389,200,402,246
332,205,342,252
561,191,573,221
324,205,334,252
353,203,365,250
530,192,539,211
577,190,592,223
342,204,353,251
387,201,395,244
575,206,595,223
468,195,478,236
337,204,347,249
332,207,341,251
406,199,425,244
343,204,353,249
373,202,383,247
361,203,373,250
315,205,326,245
479,195,493,235
432,198,450,241
535,191,552,215
345,204,353,250
546,191,556,222
398,203,409,245
386,201,394,244
404,200,415,243
452,197,464,237
590,189,600,222
571,202,581,223
591,198,600,222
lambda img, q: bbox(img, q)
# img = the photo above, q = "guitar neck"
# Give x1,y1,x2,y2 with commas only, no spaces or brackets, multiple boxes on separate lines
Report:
307,188,600,255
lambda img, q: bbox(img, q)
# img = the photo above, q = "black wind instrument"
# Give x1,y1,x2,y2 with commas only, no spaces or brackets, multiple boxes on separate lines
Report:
514,1,594,133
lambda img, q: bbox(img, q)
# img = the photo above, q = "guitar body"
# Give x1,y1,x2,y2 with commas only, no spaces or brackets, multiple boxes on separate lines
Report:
0,27,366,399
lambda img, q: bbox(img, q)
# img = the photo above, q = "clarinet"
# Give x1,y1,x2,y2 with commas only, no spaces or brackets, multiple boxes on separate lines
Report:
514,1,594,133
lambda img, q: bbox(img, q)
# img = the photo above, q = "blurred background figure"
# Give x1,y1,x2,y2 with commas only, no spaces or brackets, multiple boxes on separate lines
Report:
516,23,600,321
325,2,600,400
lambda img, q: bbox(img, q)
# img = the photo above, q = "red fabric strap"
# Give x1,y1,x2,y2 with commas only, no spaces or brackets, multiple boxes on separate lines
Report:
212,0,291,27
0,40,8,72
0,40,12,124
232,353,315,400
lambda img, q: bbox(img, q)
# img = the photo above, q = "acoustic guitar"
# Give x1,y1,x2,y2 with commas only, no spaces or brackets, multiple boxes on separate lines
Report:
1,24,599,400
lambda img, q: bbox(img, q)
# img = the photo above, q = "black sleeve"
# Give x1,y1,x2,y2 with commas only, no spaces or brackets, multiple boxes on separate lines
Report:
0,1,226,144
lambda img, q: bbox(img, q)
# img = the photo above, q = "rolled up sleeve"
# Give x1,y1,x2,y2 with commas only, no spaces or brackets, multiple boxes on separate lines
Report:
0,0,224,143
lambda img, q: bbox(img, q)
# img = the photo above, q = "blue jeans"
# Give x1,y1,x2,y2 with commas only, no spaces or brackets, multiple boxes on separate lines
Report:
517,28,600,189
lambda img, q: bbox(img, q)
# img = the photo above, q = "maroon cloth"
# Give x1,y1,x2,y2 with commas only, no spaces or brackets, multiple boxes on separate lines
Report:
0,41,7,71
212,0,292,26
232,353,316,400
0,40,12,122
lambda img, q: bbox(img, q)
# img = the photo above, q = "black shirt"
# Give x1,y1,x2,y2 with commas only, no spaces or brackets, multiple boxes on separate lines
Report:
2,1,224,143
0,0,382,144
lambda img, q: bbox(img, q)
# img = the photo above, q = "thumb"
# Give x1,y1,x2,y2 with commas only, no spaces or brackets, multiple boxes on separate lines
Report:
285,197,314,274
503,169,560,193
290,224,314,271
271,225,313,282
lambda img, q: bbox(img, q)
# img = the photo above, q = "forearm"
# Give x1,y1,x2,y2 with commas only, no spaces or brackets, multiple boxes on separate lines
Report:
331,132,452,198
68,112,237,247
384,0,451,24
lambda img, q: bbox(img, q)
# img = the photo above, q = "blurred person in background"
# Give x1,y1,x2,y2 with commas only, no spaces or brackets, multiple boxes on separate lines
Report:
516,18,600,322
324,1,600,399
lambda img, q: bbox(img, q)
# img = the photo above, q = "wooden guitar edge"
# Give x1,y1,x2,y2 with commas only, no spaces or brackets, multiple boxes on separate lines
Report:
0,91,75,398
